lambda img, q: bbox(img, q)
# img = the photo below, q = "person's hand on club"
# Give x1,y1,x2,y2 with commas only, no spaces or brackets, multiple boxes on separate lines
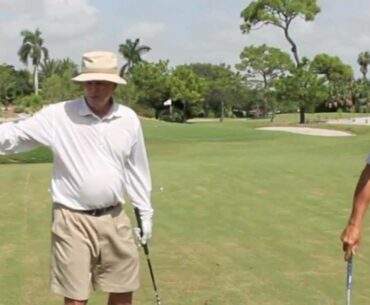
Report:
341,223,361,261
134,218,152,245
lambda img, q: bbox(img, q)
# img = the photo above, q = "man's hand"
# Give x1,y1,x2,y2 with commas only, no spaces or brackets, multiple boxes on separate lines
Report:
134,218,152,245
140,219,152,245
341,223,361,261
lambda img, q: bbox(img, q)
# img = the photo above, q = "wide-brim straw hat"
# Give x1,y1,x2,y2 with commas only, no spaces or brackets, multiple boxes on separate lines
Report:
72,51,126,84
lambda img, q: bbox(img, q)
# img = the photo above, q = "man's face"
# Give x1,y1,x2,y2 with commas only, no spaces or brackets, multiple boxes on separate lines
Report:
84,81,117,103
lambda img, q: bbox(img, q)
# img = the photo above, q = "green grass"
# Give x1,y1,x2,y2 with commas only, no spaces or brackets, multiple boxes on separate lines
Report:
2,114,370,304
0,146,52,164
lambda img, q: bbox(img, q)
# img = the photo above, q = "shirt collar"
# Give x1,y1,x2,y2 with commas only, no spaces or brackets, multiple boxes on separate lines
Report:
78,98,125,120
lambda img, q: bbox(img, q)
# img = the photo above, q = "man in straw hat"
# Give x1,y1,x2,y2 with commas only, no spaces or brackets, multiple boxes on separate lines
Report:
0,51,153,305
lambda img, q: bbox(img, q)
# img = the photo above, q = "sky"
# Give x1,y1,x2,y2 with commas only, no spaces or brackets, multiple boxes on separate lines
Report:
0,0,369,78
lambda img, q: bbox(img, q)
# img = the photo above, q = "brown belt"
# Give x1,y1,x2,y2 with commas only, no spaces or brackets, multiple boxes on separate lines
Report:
81,205,117,216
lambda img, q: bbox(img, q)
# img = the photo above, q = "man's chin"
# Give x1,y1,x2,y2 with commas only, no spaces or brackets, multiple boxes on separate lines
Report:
87,95,99,100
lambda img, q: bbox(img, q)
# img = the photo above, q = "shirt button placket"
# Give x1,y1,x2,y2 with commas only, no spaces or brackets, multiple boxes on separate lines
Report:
97,120,105,148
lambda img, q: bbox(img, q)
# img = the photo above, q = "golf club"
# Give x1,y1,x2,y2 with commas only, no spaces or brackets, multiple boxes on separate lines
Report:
346,255,353,305
134,207,162,305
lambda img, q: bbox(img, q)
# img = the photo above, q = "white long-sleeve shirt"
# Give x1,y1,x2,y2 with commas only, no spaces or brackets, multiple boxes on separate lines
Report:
0,98,153,220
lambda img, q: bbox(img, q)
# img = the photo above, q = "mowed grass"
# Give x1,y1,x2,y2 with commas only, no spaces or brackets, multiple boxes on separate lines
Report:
2,115,370,304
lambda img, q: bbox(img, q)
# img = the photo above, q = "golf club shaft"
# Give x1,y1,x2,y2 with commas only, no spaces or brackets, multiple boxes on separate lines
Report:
134,207,161,305
346,256,353,305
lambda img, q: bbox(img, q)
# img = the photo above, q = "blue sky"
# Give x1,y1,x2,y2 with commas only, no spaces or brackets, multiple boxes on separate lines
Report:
0,0,369,78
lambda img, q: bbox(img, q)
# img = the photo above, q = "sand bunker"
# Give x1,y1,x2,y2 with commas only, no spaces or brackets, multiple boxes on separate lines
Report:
257,127,354,137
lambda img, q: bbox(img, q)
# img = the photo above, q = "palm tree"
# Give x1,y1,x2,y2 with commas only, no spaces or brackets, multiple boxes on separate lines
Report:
59,58,78,76
18,28,49,95
357,51,370,80
40,58,78,79
118,38,151,77
40,58,60,79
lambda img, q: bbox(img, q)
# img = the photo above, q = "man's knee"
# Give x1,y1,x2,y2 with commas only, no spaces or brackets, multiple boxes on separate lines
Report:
108,291,133,305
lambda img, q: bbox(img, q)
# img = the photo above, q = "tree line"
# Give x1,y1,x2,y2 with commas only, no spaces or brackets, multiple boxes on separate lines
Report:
1,0,370,123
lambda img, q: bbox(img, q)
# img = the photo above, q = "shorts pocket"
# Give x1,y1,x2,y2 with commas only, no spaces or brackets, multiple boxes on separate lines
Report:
51,208,70,238
113,211,134,242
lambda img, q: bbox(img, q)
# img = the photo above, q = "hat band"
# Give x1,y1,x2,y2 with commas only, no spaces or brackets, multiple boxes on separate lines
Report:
81,67,118,74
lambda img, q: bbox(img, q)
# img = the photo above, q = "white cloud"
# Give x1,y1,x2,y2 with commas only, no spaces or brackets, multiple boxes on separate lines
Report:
183,0,370,77
0,0,369,78
0,0,99,66
42,0,99,40
120,21,166,41
0,0,43,14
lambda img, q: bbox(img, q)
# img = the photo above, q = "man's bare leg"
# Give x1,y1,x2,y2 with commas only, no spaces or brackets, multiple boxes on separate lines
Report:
108,292,133,305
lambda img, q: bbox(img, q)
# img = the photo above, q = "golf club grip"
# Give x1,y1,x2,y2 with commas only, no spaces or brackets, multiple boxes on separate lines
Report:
346,256,353,305
134,207,150,255
347,256,353,289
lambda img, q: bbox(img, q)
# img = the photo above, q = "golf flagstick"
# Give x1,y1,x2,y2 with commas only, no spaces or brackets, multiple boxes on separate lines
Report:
346,256,353,305
134,207,162,305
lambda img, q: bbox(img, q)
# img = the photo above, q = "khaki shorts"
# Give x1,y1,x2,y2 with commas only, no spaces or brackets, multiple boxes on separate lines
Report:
50,203,140,300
